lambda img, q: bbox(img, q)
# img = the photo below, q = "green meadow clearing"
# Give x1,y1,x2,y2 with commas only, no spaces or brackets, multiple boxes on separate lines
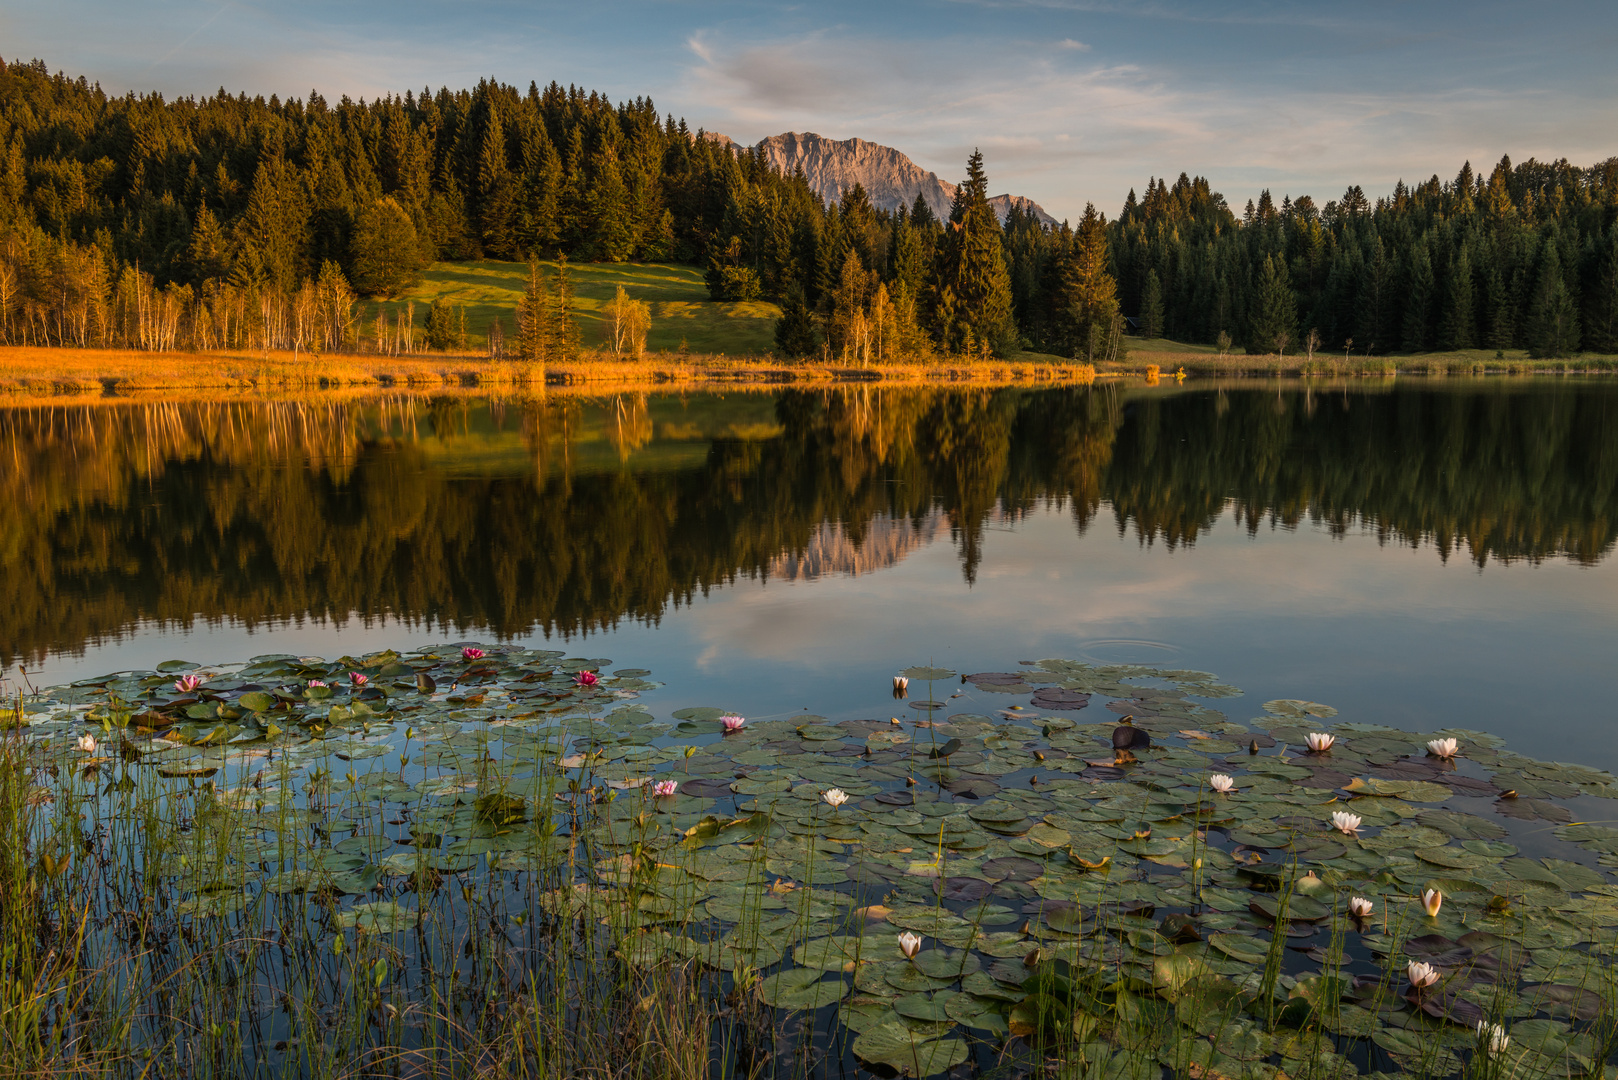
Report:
367,261,782,355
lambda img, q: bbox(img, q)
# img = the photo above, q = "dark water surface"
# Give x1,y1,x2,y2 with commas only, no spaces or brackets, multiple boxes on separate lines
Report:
5,378,1616,770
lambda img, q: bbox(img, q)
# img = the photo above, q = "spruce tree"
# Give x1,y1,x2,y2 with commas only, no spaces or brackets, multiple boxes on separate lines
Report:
1585,229,1618,353
1047,204,1120,362
1247,254,1297,354
1140,270,1165,339
927,150,1017,356
1438,244,1474,350
1526,245,1580,358
1401,242,1434,351
773,283,818,357
549,253,582,361
516,258,550,363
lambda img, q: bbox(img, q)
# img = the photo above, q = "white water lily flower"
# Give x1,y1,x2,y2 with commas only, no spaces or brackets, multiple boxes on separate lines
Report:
1477,1021,1509,1054
1407,960,1440,988
75,733,97,754
1305,732,1335,753
897,931,923,959
1208,773,1235,793
893,676,909,691
1423,889,1443,917
821,788,849,808
1426,737,1460,759
1330,811,1361,835
1349,896,1374,917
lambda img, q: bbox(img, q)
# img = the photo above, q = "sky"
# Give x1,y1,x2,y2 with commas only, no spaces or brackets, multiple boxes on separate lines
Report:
4,0,1616,221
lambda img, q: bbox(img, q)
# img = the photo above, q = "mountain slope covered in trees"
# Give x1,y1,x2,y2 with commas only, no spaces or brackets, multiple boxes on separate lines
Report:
0,58,1614,361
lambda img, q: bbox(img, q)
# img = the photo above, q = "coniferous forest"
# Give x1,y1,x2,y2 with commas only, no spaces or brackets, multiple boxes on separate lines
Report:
1,58,1616,360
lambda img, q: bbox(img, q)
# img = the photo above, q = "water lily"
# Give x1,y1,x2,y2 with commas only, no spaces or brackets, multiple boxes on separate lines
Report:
174,674,201,694
897,931,923,959
573,670,600,687
1407,960,1440,989
308,679,328,689
1330,811,1362,835
720,714,747,733
349,672,368,687
1477,1021,1509,1054
651,779,678,797
75,733,97,754
1349,896,1374,918
1426,737,1460,759
822,788,849,808
1208,773,1235,793
1305,732,1336,753
1423,888,1443,917
893,675,909,692
461,647,485,661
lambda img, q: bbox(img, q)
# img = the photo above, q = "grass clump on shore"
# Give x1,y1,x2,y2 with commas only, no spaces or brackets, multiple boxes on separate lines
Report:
4,653,1618,1078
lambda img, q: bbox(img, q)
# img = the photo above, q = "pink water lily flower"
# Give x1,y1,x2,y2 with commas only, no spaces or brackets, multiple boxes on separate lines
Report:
349,672,368,687
720,715,747,733
651,779,679,797
1305,732,1336,753
307,679,328,689
174,674,201,694
462,647,485,661
573,670,600,687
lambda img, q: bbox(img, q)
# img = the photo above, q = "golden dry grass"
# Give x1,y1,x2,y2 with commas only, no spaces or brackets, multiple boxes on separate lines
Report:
0,345,1097,401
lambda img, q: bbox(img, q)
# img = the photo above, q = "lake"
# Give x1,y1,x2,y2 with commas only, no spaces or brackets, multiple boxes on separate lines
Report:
5,377,1615,769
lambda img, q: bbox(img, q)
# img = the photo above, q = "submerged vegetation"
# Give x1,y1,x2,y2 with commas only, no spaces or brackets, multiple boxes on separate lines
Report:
5,649,1618,1079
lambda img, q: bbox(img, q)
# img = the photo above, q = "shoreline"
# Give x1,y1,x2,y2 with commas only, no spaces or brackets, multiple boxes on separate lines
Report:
1,345,1614,401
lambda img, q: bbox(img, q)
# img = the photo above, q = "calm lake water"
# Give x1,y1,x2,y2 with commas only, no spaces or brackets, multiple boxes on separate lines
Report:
5,378,1616,770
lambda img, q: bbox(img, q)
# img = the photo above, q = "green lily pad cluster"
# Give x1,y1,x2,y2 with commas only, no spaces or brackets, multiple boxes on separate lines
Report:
17,652,1618,1078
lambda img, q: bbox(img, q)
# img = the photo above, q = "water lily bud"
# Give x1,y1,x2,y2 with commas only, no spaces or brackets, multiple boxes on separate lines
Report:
897,931,923,959
1423,889,1443,917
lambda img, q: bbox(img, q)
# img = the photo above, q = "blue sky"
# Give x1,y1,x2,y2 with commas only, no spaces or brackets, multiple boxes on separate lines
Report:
5,0,1614,221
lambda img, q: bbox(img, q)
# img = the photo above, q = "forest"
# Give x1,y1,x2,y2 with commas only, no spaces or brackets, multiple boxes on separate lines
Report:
0,58,1615,360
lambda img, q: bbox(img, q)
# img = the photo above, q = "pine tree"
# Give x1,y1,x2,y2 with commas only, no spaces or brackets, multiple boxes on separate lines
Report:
927,150,1017,356
516,257,551,363
350,197,423,297
1140,269,1165,339
1401,242,1434,351
1438,244,1474,350
773,283,818,357
549,253,581,361
1247,254,1297,354
1526,245,1580,358
1045,205,1120,362
1584,229,1618,353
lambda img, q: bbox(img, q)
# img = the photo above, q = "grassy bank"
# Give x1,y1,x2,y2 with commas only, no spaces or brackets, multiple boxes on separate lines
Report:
374,260,781,355
1102,339,1618,377
0,345,1096,398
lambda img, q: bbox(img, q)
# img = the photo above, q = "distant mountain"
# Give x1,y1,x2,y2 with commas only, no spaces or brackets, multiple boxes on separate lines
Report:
738,132,1058,226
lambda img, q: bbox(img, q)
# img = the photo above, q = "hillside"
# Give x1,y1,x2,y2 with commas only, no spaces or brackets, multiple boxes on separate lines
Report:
749,132,1058,225
368,261,781,355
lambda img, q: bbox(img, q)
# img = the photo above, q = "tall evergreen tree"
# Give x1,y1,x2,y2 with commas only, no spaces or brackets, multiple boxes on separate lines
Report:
1247,254,1297,354
1139,269,1165,339
1439,244,1474,350
928,150,1017,356
1526,245,1580,358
